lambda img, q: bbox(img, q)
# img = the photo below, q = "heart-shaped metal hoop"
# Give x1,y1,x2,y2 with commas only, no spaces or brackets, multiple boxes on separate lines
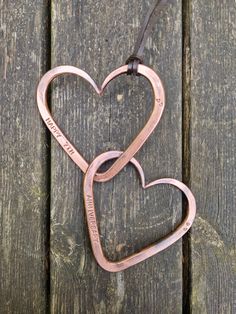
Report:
37,65,165,182
83,151,196,272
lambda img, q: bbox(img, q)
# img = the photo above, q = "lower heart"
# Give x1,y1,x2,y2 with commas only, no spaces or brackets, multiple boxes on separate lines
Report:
83,151,196,272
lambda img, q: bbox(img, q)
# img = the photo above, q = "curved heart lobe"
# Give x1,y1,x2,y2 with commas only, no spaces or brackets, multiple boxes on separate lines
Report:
37,65,165,182
83,151,196,272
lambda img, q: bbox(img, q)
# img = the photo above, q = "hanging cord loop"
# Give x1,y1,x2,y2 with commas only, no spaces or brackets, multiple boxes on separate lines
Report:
126,0,174,75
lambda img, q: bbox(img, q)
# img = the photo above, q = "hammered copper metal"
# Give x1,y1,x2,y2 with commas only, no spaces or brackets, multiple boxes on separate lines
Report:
83,151,196,272
36,65,165,182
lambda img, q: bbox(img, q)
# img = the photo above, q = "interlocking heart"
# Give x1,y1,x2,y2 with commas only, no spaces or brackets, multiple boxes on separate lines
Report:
84,151,196,272
37,65,165,182
37,64,196,272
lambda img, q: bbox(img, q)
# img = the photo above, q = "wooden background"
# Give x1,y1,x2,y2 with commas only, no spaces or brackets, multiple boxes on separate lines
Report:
0,0,235,313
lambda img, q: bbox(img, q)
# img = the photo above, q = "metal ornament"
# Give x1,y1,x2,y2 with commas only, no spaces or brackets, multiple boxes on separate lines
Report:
36,1,196,272
83,151,196,272
36,63,196,271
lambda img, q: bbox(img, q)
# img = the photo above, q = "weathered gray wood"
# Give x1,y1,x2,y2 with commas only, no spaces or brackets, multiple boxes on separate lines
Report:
189,1,236,313
0,1,50,313
50,0,183,312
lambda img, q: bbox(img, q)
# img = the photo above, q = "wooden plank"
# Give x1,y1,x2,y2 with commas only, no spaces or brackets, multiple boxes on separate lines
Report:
0,1,50,313
50,0,183,312
189,1,236,313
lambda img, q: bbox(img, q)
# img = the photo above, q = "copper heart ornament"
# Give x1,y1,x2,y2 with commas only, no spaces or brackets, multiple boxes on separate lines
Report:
37,65,165,182
83,151,196,272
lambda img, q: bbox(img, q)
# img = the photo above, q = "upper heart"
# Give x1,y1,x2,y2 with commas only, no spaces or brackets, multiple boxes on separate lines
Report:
36,65,165,182
83,151,196,272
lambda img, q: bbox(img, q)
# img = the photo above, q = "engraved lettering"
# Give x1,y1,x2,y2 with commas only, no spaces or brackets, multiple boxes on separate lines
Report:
55,130,62,138
156,98,163,106
45,117,62,138
86,195,99,242
63,142,75,156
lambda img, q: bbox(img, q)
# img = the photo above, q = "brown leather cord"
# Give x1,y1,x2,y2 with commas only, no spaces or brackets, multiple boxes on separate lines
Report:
126,0,174,75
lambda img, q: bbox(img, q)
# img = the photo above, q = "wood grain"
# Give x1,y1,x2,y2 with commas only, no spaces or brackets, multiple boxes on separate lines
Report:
189,1,236,313
0,1,50,313
50,0,183,313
